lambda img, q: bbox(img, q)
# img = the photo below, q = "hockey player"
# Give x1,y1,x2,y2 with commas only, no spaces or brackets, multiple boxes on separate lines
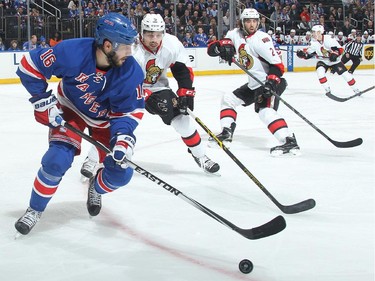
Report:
299,31,312,45
296,24,360,97
206,8,300,156
135,14,219,173
335,31,347,46
15,13,144,235
81,14,220,177
284,29,300,45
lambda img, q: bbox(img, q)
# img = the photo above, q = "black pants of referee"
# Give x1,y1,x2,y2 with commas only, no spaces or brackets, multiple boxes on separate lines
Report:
341,53,361,74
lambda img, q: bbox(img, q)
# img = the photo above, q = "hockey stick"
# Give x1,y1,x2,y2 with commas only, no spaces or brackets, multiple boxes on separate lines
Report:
325,85,375,102
55,117,286,240
278,48,329,59
232,59,363,148
187,109,315,214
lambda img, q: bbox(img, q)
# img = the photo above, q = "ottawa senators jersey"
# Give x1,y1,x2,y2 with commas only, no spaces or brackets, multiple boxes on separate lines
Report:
225,28,284,90
133,33,193,92
305,35,343,66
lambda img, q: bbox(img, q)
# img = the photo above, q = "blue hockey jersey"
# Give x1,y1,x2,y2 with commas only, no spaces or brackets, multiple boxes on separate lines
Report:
17,38,145,138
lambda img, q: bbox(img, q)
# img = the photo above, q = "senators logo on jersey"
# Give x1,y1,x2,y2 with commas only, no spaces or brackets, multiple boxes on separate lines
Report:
238,44,254,69
144,59,163,84
320,46,329,57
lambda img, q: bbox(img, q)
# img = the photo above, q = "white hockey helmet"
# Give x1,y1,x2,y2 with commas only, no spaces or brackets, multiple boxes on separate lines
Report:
267,30,273,35
290,29,296,33
311,24,324,34
338,31,343,36
240,8,260,21
306,31,311,35
141,13,165,34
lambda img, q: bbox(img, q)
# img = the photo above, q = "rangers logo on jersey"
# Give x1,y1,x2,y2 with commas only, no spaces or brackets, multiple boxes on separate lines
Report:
144,59,163,84
238,44,254,69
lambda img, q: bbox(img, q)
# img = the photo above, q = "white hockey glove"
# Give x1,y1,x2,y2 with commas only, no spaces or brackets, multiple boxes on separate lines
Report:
29,90,63,128
112,135,135,169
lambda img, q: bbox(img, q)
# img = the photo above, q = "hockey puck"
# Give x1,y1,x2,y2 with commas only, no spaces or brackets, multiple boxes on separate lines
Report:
239,259,253,274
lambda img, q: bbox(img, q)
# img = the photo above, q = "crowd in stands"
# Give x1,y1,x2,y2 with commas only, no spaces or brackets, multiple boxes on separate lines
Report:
0,0,374,50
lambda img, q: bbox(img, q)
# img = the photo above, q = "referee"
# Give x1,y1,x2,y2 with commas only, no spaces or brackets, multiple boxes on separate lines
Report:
341,32,364,74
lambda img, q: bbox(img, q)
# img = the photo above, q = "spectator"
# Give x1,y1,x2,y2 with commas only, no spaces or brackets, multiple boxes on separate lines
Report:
300,6,310,23
8,39,21,51
298,16,310,34
199,10,210,26
184,19,195,35
310,13,319,27
49,31,62,47
317,3,326,18
69,4,79,19
39,36,50,49
180,9,191,27
326,14,338,32
289,4,300,29
259,16,269,33
22,34,38,51
0,37,5,51
341,19,352,37
336,7,344,24
363,20,374,35
193,26,208,47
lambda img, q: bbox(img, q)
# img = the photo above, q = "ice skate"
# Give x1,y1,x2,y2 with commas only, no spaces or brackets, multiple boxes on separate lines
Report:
80,157,97,181
208,123,236,148
270,134,300,157
87,176,102,216
192,154,220,174
15,207,42,235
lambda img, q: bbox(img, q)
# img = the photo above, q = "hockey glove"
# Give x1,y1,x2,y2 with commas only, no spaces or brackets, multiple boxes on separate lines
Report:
207,39,235,65
296,50,308,59
329,51,339,62
177,88,195,114
111,135,135,169
29,90,63,128
263,75,280,99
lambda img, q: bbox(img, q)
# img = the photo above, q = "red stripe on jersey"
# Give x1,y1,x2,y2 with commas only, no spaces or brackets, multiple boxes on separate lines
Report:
20,56,46,80
268,118,288,134
182,130,201,147
220,108,237,120
33,177,58,197
97,170,115,193
187,66,195,83
347,78,356,86
319,77,328,84
275,63,285,75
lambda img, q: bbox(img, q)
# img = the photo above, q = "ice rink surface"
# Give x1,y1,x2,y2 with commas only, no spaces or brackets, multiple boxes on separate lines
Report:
0,69,374,281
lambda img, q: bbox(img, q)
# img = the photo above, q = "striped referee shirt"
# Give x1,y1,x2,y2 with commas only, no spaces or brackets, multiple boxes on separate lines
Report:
344,40,363,57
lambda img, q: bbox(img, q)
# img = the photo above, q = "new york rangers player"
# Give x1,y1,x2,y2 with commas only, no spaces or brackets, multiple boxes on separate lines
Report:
296,25,360,97
207,8,300,156
80,14,220,179
15,13,144,235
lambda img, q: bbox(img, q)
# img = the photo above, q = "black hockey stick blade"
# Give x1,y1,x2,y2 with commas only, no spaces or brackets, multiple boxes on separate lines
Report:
328,137,363,148
326,86,375,102
278,198,316,214
236,215,286,239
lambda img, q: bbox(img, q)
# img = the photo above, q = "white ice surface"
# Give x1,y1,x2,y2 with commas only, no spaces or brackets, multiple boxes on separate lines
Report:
0,70,374,281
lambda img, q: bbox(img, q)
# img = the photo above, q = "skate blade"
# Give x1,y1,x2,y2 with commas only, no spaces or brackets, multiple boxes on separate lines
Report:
202,170,221,177
14,231,23,240
270,148,301,157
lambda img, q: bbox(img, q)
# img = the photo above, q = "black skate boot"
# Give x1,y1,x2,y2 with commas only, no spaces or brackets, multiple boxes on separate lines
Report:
270,134,300,156
208,123,236,145
15,207,42,235
87,176,102,216
192,154,220,174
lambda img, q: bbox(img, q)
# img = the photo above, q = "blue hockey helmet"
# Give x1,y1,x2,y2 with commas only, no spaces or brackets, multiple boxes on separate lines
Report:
95,13,137,46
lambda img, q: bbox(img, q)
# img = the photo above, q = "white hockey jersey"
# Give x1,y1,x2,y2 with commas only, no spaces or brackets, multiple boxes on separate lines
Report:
305,35,343,66
225,28,284,90
133,33,191,92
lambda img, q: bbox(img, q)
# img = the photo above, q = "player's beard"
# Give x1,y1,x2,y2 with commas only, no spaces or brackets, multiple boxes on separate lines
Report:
105,50,124,68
